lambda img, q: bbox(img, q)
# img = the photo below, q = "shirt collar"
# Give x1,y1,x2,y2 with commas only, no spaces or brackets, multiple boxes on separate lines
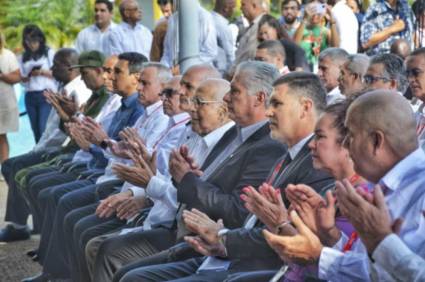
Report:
239,119,268,143
203,121,235,148
121,92,139,108
171,112,191,125
92,22,116,32
145,100,163,116
212,11,229,24
380,148,425,191
288,133,314,159
64,75,84,94
328,86,341,96
121,21,140,30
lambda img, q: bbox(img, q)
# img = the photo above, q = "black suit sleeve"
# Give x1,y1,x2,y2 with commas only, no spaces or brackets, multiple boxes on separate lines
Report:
177,141,286,228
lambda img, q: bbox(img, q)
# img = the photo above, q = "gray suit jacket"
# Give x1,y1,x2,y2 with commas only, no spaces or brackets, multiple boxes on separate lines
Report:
225,138,335,272
176,123,287,229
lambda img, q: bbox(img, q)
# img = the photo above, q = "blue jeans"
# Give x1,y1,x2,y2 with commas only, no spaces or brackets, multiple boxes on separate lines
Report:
25,90,52,142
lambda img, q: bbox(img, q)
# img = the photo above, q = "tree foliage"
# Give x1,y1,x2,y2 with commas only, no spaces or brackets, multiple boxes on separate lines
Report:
0,0,95,52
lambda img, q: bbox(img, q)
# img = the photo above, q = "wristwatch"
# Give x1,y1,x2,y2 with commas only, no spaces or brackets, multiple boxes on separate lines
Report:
100,139,108,150
218,228,230,257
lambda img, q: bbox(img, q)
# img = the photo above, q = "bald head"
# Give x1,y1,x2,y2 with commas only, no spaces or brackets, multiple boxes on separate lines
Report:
119,0,140,23
179,64,221,107
347,90,417,162
197,78,230,102
390,39,411,59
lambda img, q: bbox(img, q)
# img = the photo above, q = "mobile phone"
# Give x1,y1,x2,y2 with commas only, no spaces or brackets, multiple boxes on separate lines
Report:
306,2,326,16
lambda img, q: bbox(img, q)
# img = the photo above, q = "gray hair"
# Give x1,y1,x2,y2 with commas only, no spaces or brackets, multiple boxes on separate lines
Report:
345,54,370,78
319,47,349,66
370,53,408,93
273,72,327,114
234,61,280,98
142,62,172,84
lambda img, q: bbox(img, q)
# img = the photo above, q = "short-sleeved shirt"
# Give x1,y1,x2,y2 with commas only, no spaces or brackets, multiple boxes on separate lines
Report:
360,0,413,55
0,48,20,133
299,25,328,69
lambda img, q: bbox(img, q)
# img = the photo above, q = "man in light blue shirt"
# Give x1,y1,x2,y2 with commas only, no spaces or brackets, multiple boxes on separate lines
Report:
211,0,236,75
160,4,218,68
75,0,117,54
105,0,152,58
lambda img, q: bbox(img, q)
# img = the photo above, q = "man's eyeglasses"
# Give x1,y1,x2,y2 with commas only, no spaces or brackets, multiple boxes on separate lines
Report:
191,97,222,107
363,75,391,84
406,68,425,78
160,88,179,99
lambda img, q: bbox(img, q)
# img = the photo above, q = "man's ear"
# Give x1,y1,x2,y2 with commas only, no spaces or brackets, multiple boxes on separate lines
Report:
255,91,267,106
371,130,385,155
390,79,398,91
299,97,313,119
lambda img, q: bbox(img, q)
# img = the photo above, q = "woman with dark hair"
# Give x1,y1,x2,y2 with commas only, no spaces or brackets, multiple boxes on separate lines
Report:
20,24,56,142
257,14,309,71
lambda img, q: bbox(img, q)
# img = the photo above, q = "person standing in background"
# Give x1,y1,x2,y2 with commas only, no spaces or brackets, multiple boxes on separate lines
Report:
20,24,57,142
0,31,21,163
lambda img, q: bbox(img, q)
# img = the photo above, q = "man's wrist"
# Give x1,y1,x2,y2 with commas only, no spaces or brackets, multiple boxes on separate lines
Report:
320,226,341,247
217,228,229,257
100,139,109,149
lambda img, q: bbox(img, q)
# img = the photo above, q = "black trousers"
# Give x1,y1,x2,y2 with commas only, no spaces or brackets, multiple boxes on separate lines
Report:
92,227,177,282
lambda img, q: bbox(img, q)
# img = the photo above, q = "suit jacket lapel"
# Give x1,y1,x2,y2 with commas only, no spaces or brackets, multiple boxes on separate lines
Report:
274,136,313,187
200,125,238,170
206,123,271,180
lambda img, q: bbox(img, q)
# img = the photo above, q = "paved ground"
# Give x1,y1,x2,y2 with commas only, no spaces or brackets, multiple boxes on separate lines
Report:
0,181,41,282
0,111,40,282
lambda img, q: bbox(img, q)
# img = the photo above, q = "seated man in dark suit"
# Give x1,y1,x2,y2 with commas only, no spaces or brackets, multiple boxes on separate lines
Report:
91,61,287,281
119,72,334,281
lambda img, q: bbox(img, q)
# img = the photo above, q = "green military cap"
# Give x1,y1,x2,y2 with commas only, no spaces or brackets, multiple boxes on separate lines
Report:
70,50,105,69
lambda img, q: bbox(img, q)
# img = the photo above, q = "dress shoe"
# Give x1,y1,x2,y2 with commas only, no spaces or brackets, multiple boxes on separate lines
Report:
0,224,30,242
26,249,38,258
31,253,40,262
21,272,50,282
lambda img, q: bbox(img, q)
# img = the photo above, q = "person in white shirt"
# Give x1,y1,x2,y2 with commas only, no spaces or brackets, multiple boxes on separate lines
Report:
160,4,218,69
0,31,21,163
20,24,57,142
75,0,117,54
211,0,236,75
255,40,290,75
105,0,152,58
330,0,359,53
317,47,349,105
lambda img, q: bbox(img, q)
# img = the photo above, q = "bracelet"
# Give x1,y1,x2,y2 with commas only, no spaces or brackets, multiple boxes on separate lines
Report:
275,220,292,234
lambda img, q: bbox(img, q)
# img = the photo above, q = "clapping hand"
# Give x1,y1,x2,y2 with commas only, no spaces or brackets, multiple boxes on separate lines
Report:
263,210,323,265
169,147,202,183
81,116,108,146
241,183,294,235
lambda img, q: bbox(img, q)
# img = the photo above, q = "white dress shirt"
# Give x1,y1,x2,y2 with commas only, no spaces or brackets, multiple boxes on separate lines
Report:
142,121,235,230
372,234,425,282
106,21,152,58
119,112,189,198
96,101,169,186
20,49,57,92
211,11,235,73
318,148,425,281
332,0,359,54
33,75,92,152
160,6,218,68
75,22,117,54
327,87,345,105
